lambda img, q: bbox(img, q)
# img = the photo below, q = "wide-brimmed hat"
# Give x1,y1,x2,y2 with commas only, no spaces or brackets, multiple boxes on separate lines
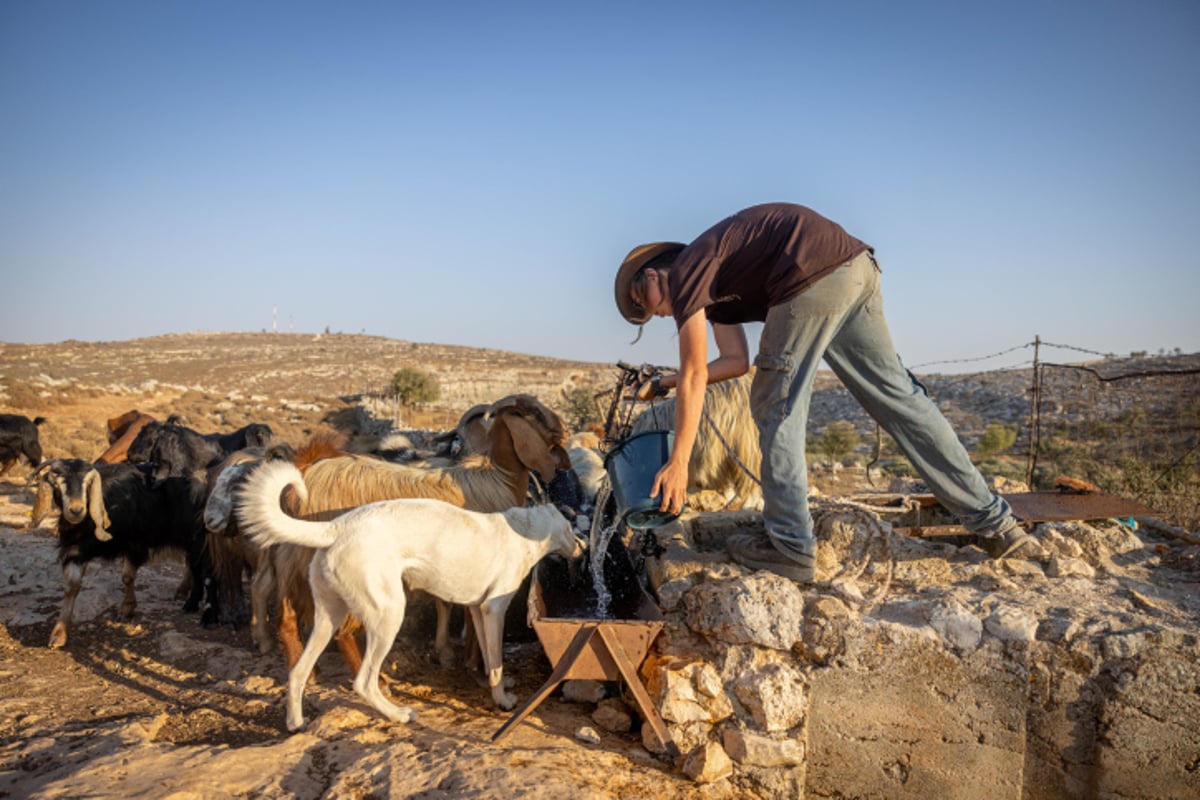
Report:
614,241,686,324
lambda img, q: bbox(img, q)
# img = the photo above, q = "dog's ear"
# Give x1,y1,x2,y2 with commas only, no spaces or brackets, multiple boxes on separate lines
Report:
499,413,559,483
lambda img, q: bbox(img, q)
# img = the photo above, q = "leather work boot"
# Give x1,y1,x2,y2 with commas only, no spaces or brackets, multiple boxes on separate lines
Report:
975,526,1037,559
726,533,814,583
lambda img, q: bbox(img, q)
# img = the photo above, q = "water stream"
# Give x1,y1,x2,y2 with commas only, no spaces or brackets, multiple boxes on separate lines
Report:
588,481,617,618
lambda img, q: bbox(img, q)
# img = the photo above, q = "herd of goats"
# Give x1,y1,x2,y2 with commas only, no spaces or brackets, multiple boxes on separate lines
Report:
0,378,761,726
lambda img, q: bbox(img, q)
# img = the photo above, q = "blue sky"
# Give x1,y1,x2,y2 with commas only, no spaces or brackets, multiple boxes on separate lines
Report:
2,1,1197,373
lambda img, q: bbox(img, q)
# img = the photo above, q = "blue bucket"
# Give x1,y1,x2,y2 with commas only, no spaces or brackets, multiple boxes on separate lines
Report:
604,430,679,530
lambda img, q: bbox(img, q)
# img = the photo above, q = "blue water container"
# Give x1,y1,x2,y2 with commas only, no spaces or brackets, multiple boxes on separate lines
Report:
604,430,680,530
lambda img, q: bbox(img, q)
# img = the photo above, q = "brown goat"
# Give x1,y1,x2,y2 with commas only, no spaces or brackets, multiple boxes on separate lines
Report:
266,395,572,678
95,410,156,465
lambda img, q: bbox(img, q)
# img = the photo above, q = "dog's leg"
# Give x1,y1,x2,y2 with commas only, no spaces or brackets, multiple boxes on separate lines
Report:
287,580,345,732
354,595,416,725
470,600,517,710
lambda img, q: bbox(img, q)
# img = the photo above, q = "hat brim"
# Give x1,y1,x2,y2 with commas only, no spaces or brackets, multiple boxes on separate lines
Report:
614,241,686,324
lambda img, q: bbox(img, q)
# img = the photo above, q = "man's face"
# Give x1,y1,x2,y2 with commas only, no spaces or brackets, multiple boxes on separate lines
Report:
631,268,670,318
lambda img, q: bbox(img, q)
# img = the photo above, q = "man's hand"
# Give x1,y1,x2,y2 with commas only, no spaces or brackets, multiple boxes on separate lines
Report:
634,370,670,401
650,457,688,515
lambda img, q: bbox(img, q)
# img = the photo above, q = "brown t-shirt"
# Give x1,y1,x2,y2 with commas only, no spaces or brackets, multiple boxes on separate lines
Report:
669,203,871,327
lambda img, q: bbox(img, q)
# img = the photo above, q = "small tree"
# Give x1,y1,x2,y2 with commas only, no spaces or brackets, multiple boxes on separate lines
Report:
560,383,601,432
819,421,860,463
389,367,440,406
977,423,1017,459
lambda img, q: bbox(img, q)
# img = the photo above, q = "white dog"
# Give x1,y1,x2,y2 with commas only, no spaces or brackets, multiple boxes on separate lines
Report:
236,459,584,731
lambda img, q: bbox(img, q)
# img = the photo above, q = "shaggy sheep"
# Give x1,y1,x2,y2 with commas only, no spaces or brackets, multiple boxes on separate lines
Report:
629,372,762,511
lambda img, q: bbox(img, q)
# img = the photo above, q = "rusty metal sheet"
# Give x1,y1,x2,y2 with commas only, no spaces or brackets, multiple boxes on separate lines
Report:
1001,491,1159,523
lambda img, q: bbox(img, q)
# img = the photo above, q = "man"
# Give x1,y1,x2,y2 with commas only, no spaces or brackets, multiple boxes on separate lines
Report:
614,202,1034,583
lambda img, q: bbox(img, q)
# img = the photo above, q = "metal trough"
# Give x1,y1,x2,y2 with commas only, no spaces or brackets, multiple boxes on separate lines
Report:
492,536,679,759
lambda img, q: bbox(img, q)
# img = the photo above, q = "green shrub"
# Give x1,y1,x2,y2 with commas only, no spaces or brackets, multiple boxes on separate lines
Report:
560,383,601,432
977,423,1018,459
819,421,860,463
389,367,440,405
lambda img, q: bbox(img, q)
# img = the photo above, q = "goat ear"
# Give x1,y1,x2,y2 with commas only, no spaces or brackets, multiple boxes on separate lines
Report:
30,480,55,529
501,413,559,483
84,469,113,541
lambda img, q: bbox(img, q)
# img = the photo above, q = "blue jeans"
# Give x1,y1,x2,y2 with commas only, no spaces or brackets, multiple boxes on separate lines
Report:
750,250,1016,564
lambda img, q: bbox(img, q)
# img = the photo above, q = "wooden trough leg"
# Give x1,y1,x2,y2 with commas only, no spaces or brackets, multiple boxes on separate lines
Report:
492,623,599,743
597,626,681,762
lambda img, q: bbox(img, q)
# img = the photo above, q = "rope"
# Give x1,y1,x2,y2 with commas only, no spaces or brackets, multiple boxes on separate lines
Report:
810,500,898,613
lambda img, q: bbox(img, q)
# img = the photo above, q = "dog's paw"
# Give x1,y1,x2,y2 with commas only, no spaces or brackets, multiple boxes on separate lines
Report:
385,705,418,724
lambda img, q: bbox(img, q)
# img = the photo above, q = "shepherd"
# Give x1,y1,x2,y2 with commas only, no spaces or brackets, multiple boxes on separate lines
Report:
613,202,1035,583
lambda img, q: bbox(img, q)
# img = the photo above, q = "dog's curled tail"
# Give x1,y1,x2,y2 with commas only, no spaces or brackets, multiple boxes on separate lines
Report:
235,459,337,550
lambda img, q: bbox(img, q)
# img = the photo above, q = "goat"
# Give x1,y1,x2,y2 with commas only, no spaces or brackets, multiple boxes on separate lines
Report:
202,441,299,650
0,413,45,476
31,458,213,647
95,410,155,465
127,420,274,484
629,372,762,511
266,394,578,675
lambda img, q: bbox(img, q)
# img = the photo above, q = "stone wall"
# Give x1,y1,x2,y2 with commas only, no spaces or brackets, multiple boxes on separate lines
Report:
617,509,1200,798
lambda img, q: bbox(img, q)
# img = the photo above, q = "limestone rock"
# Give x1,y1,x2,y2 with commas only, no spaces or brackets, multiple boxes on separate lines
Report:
591,698,633,733
574,726,602,745
984,606,1038,643
642,656,733,725
562,680,606,704
682,573,804,651
925,599,982,652
733,661,807,732
722,726,805,767
1047,555,1096,579
682,740,733,784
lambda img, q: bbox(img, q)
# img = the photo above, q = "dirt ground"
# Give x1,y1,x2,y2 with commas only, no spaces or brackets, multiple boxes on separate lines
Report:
0,335,728,799
0,478,732,800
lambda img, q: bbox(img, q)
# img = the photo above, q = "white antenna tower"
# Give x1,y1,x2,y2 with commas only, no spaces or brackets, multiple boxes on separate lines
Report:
273,305,278,333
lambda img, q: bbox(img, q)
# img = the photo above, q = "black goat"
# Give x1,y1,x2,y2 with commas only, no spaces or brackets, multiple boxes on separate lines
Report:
0,413,45,475
127,420,274,483
32,458,218,647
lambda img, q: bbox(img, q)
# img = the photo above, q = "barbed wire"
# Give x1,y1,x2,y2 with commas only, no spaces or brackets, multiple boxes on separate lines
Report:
907,341,1034,370
1038,341,1117,359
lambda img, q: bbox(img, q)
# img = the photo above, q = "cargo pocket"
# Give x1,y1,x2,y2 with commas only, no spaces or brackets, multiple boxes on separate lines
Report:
751,352,793,425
